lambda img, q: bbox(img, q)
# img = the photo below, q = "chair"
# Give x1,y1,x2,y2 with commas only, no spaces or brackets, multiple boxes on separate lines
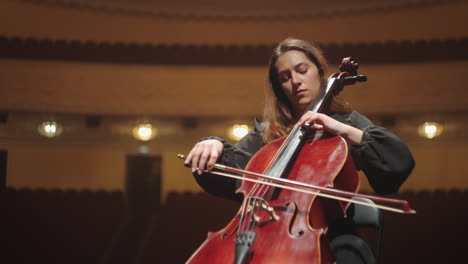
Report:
329,197,384,264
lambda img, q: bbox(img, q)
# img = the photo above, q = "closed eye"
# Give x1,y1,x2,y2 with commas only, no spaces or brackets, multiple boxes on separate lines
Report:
278,71,291,83
296,64,308,74
277,63,309,83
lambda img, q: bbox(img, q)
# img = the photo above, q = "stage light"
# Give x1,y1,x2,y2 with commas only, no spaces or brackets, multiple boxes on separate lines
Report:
37,121,63,138
132,123,157,141
229,124,249,141
418,122,443,139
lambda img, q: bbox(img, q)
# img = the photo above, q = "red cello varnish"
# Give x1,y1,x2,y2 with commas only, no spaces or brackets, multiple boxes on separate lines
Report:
180,58,415,264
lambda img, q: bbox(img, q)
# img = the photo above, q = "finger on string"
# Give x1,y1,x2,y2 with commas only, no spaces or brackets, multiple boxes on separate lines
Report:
298,118,310,126
312,123,324,130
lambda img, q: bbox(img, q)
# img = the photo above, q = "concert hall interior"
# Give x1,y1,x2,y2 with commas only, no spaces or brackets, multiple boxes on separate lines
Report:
0,0,467,263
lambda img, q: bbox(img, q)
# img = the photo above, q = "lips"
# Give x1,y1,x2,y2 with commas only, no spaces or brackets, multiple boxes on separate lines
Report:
295,89,307,96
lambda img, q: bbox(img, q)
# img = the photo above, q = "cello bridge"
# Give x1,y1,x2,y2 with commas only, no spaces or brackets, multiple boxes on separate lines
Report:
246,197,280,222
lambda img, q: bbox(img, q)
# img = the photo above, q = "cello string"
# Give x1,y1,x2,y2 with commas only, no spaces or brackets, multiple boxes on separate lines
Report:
242,134,296,233
238,175,269,234
241,167,281,233
236,132,295,234
236,195,251,234
241,129,302,233
237,183,254,234
242,178,267,233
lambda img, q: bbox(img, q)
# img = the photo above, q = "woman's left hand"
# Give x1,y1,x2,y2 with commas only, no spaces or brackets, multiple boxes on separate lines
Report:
297,111,363,145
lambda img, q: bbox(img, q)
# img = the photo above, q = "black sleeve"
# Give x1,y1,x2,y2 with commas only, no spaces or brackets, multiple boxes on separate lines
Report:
192,121,265,201
346,111,415,194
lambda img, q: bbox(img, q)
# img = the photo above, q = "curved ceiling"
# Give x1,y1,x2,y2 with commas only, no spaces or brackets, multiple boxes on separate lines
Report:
1,0,466,45
18,0,455,18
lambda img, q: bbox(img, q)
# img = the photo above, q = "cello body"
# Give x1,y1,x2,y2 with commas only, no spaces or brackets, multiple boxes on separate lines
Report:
187,131,360,264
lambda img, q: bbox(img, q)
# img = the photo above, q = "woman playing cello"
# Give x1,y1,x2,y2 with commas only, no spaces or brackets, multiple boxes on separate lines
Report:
185,38,415,263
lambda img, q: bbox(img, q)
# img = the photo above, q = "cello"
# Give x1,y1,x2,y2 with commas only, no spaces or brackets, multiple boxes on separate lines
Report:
180,58,415,263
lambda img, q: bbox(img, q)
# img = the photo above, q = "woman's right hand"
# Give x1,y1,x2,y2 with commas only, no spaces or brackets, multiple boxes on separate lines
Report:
185,139,224,175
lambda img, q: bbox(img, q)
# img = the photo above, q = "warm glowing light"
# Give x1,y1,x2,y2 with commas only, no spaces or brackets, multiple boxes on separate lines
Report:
418,122,443,139
229,124,249,141
138,126,152,137
132,124,157,141
37,121,63,138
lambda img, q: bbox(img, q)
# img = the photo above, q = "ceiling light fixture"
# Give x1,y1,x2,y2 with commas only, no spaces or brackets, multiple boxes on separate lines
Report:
37,121,63,138
132,123,157,141
229,124,249,141
418,122,443,139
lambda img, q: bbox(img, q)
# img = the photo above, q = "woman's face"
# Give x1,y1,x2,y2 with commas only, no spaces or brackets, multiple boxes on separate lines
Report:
275,50,321,115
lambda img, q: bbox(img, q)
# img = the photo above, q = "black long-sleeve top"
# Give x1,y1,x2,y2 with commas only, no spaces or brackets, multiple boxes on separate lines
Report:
194,111,415,202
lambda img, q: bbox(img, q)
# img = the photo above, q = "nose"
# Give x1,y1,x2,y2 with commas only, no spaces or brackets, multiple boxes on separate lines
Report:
291,72,301,87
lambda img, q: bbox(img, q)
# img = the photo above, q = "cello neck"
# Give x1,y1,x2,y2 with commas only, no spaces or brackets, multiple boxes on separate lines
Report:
265,74,343,179
307,75,339,113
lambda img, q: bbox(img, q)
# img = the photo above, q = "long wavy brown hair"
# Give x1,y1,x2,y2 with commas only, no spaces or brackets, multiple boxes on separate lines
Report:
263,38,352,144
